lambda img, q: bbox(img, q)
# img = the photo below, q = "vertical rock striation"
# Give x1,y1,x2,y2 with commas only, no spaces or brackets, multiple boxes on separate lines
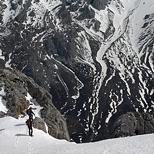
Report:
0,0,154,142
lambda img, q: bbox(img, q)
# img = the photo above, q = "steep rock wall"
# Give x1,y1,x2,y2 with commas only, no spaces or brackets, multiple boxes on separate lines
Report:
0,68,70,141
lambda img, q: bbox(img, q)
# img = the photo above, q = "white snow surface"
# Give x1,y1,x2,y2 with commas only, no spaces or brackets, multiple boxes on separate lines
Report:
0,91,154,153
0,116,154,154
0,84,8,113
25,92,43,118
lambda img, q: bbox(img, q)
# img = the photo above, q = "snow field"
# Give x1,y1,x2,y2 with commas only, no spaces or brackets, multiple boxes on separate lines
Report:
0,116,154,154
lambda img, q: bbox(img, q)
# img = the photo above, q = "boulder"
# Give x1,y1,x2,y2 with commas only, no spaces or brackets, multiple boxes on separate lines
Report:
33,117,47,133
0,111,6,118
112,112,154,138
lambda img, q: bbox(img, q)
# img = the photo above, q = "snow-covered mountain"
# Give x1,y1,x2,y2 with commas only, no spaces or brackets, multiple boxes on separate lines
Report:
0,0,154,142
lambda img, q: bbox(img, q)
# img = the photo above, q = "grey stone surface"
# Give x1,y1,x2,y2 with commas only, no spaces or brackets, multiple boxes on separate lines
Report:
112,112,154,138
33,117,47,133
0,68,70,141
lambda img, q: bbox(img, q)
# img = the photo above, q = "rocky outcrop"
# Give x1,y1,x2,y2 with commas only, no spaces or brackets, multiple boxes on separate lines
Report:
33,117,47,133
112,112,154,138
0,69,29,118
0,68,70,141
86,0,111,10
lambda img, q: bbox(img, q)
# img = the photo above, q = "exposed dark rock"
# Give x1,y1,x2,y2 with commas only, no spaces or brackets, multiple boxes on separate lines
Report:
0,59,5,69
0,111,6,118
1,69,29,118
77,5,95,20
58,6,72,23
33,117,47,133
0,68,70,141
86,0,111,10
11,2,18,10
29,11,35,17
0,0,154,143
112,112,154,138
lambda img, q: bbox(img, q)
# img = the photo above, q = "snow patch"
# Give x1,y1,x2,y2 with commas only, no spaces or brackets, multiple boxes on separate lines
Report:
25,92,43,118
5,53,12,68
76,31,96,71
0,49,5,60
0,84,8,113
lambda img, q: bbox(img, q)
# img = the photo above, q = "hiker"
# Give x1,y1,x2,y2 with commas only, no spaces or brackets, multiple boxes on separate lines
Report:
27,117,33,136
26,107,35,119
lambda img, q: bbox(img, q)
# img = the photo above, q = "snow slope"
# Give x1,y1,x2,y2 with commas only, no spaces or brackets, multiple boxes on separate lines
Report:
0,116,154,154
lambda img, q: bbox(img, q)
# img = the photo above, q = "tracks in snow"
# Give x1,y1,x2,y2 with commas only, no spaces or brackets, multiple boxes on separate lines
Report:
14,122,34,153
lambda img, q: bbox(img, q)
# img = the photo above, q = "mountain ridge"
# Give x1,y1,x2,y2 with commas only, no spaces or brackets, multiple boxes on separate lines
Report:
0,0,154,142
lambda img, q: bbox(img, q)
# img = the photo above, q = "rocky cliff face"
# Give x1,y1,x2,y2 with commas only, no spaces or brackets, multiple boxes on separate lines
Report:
0,68,70,141
0,0,154,142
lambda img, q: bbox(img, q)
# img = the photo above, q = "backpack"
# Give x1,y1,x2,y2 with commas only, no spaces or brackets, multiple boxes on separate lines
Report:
26,119,29,126
28,120,31,127
26,109,30,115
26,119,32,127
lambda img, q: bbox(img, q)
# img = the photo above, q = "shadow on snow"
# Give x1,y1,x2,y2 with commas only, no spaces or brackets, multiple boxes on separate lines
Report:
15,134,29,137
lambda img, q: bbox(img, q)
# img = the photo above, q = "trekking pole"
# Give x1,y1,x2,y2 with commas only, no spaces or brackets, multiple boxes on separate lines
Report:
25,119,29,135
26,126,28,135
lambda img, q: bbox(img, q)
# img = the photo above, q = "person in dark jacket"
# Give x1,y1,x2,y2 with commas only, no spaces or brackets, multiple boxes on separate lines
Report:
27,107,35,119
28,117,33,136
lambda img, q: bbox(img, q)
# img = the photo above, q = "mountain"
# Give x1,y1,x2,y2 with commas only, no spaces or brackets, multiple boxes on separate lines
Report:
0,0,154,142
